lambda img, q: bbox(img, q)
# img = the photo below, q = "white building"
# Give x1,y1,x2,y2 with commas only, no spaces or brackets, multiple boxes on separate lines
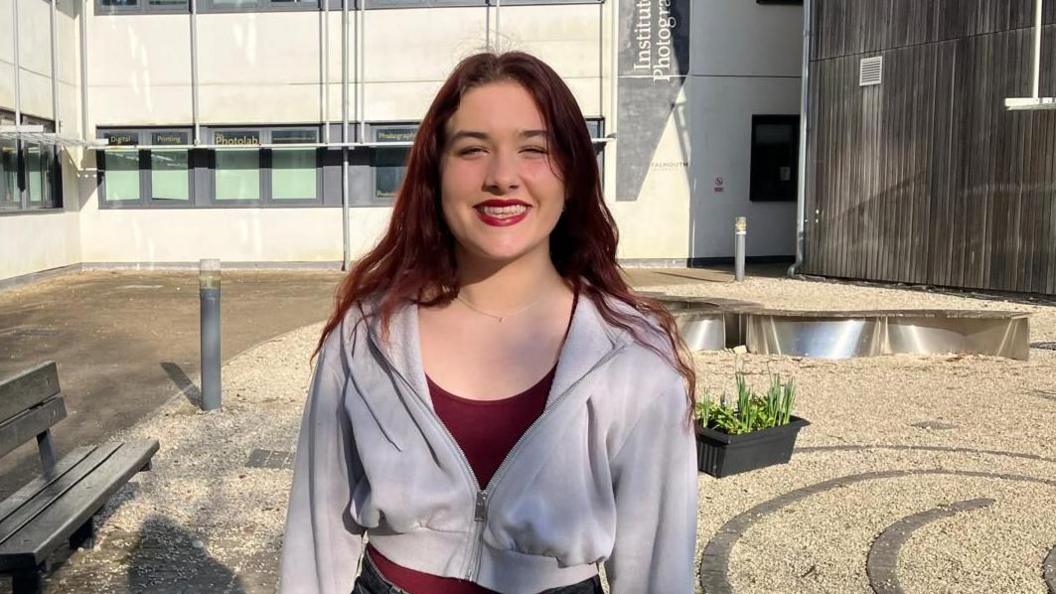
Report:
0,0,803,286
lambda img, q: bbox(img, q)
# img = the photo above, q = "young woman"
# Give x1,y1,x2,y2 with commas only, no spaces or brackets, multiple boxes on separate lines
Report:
279,51,698,594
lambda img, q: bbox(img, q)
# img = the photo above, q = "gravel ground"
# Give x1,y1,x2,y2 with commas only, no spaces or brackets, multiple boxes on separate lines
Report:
16,275,1056,594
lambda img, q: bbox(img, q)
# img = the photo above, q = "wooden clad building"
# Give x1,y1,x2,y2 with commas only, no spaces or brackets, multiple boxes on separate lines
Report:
802,0,1056,294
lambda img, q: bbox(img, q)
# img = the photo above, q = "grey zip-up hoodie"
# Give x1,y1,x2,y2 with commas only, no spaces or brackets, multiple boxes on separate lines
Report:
279,293,698,594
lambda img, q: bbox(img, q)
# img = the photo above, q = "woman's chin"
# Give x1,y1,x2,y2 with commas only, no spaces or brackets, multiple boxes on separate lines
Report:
462,241,537,266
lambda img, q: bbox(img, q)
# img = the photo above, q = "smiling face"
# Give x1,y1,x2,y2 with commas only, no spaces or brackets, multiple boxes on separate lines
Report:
438,80,566,268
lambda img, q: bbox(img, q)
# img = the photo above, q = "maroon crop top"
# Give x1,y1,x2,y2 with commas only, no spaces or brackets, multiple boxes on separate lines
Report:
366,292,578,594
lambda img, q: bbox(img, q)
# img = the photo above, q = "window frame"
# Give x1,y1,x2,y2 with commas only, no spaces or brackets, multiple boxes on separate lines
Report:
0,111,63,215
95,0,191,15
197,0,319,14
748,114,799,203
368,122,417,207
98,128,197,209
207,126,324,207
147,130,196,206
0,137,21,212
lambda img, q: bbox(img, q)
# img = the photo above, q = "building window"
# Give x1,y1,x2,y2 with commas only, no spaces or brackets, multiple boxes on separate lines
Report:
214,130,262,202
749,115,798,203
271,129,319,201
1,139,20,210
0,112,63,213
100,129,194,207
98,126,324,208
150,131,192,202
96,0,190,13
370,125,416,205
210,127,322,205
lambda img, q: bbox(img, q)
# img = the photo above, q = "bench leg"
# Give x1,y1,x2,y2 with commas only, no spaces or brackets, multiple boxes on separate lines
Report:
11,568,43,594
70,517,95,550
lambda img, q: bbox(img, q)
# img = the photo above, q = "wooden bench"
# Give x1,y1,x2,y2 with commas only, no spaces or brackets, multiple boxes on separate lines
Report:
0,362,159,594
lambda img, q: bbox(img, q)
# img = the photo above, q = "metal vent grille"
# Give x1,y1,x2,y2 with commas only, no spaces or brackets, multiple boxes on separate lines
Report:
860,57,883,86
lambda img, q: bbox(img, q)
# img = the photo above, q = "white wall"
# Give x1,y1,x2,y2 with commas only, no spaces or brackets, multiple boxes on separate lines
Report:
79,207,344,263
611,83,693,261
687,75,800,258
2,0,803,282
0,211,82,281
0,0,85,284
687,0,802,258
77,4,606,267
89,14,193,126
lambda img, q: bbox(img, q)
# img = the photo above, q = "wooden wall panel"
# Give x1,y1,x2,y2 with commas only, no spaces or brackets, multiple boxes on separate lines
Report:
803,0,1056,295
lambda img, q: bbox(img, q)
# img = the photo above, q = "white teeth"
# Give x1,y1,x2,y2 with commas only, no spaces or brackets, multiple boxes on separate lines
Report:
479,205,528,217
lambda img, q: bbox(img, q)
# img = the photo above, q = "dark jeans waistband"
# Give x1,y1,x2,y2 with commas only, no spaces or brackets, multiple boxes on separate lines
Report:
353,552,604,594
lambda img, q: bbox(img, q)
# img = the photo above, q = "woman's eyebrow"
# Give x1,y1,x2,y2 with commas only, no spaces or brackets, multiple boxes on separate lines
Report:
448,129,548,142
449,130,489,143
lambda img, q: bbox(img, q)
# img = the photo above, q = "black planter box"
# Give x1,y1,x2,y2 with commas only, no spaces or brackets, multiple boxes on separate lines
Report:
695,416,810,478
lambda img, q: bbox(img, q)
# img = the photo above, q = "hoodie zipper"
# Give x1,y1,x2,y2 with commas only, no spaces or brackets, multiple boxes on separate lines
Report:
462,343,628,582
367,324,628,583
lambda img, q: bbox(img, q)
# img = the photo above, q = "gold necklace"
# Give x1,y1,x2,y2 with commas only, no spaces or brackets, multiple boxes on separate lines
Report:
455,292,547,323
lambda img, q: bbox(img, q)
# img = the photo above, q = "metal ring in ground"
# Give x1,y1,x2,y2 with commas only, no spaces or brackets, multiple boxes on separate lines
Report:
866,498,994,594
699,469,1056,594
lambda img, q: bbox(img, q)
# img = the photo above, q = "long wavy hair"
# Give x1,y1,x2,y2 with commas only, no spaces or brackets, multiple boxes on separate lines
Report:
315,51,696,421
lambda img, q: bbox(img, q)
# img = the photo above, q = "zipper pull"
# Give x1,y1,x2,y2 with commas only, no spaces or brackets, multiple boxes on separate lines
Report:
475,491,488,522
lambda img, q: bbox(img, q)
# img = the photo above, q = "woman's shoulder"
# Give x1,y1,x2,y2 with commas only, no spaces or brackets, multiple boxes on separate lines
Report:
315,294,384,367
593,292,677,363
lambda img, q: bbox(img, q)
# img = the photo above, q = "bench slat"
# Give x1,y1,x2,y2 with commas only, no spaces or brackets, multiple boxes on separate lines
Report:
0,446,96,526
0,363,60,426
0,444,120,550
0,439,159,571
0,398,67,461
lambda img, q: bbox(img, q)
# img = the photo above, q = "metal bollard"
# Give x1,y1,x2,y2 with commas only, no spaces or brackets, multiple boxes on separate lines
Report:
734,217,747,282
199,259,222,411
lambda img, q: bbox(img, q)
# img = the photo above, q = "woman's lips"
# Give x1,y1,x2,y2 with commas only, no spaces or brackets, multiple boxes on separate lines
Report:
475,205,529,227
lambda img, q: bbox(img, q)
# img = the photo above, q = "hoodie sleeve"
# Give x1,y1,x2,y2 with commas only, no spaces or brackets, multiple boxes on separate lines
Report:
279,325,365,594
604,374,698,594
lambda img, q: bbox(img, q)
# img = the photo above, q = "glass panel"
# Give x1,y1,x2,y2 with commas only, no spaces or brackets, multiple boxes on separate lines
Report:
372,126,415,203
105,150,141,201
271,129,318,145
373,148,409,202
210,0,256,7
151,150,190,201
0,140,17,209
42,148,59,208
26,145,44,205
749,116,798,202
215,150,260,200
100,0,139,6
272,149,316,200
149,0,187,5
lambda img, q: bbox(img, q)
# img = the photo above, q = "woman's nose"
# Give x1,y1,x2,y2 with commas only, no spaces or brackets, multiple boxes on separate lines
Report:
483,151,520,194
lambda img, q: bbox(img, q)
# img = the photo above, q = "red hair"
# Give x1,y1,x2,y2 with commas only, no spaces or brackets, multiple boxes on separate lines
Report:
315,51,696,420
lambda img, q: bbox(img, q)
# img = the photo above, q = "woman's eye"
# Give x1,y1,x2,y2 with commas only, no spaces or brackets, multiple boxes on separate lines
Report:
522,146,548,154
457,147,485,156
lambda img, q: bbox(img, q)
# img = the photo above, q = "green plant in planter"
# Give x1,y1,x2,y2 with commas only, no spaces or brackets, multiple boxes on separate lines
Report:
695,373,797,435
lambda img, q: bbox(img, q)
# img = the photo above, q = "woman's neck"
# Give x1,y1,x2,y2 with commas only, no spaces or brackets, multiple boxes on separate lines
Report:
455,247,568,312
